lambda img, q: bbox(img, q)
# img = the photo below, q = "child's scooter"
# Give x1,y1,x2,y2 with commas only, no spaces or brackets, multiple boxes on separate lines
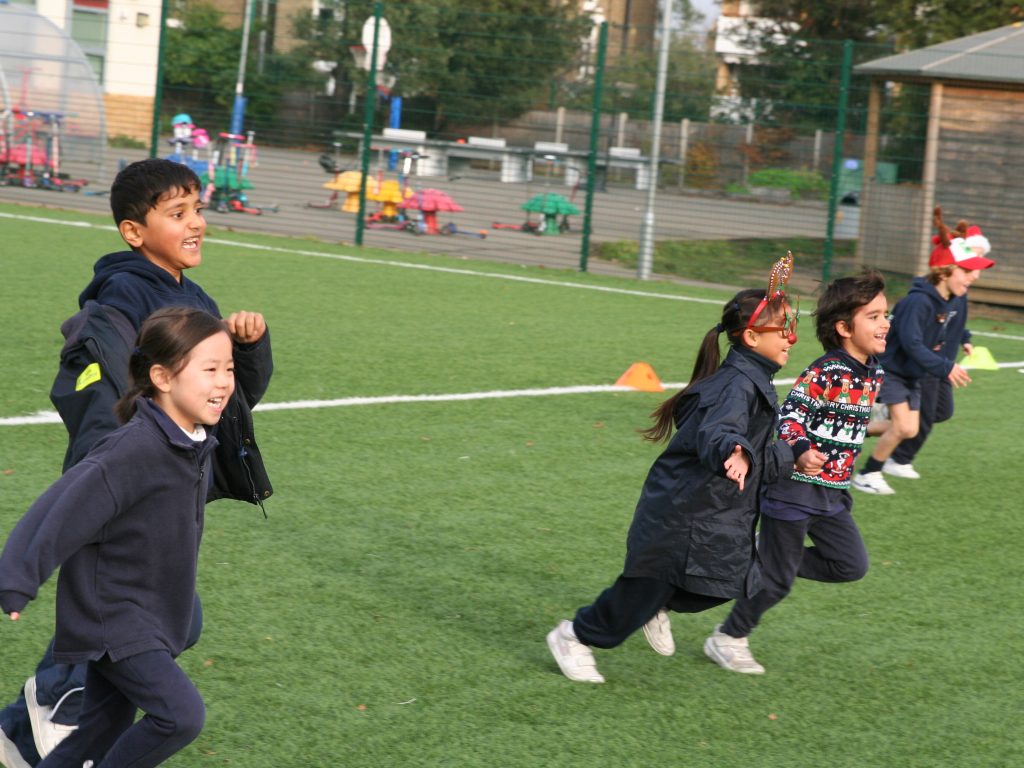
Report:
441,222,487,238
490,218,544,235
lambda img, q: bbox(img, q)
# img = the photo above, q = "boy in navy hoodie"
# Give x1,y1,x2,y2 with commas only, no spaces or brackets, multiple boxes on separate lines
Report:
852,209,994,495
0,158,273,768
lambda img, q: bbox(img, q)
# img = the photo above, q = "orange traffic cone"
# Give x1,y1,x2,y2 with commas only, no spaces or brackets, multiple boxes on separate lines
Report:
615,362,664,392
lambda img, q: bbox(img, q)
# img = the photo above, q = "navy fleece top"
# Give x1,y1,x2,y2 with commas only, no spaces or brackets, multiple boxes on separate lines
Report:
79,250,220,327
0,398,217,663
880,277,970,381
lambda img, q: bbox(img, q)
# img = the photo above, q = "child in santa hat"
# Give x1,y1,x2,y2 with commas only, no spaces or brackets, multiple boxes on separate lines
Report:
852,207,994,495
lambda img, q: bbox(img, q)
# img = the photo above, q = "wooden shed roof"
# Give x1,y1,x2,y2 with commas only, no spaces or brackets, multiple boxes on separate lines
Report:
855,23,1024,86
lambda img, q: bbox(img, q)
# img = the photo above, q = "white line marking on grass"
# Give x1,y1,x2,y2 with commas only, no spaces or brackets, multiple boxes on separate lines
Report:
0,212,97,228
973,330,1024,342
0,211,721,305
8,202,1024,385
0,379,782,426
253,384,650,412
203,237,727,305
9,210,1024,331
5,366,1024,427
0,411,63,426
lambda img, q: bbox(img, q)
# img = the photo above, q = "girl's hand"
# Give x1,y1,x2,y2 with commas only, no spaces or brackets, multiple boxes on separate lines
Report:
796,448,828,476
9,612,19,621
226,311,267,344
724,445,750,491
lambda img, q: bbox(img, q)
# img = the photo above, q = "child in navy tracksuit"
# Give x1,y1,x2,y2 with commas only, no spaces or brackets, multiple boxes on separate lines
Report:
852,209,994,496
1,307,234,768
704,271,888,674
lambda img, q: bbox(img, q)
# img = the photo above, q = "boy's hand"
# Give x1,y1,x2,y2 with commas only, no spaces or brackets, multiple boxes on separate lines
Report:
962,342,974,356
8,611,19,621
226,311,266,344
948,363,971,388
724,445,750,492
795,448,828,476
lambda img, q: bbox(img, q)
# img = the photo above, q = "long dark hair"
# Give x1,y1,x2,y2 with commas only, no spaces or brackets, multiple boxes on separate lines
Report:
114,307,230,424
640,288,785,443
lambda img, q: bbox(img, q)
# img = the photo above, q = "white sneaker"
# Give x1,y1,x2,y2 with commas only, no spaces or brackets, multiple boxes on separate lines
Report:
546,620,605,683
1,725,32,768
852,471,895,495
703,624,765,674
24,676,78,759
641,609,675,656
883,459,920,480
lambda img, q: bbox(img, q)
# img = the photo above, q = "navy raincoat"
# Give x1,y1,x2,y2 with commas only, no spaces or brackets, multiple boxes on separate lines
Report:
623,345,795,599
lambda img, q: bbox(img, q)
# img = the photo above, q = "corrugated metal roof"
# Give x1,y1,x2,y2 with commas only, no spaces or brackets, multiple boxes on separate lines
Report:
855,23,1024,85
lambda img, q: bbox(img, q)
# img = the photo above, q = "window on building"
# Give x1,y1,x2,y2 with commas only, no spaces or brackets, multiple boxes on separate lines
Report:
71,2,108,83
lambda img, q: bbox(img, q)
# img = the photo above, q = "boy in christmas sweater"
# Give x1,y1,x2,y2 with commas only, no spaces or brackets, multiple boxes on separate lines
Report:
704,271,888,674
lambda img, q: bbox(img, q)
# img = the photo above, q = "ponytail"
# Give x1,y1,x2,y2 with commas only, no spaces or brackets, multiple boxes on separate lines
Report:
640,288,768,443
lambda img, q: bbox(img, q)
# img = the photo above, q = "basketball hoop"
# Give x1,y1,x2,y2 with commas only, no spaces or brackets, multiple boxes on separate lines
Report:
349,44,369,71
353,16,392,72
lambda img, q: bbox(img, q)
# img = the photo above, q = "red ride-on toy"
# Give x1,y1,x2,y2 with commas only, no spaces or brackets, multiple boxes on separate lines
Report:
0,109,88,191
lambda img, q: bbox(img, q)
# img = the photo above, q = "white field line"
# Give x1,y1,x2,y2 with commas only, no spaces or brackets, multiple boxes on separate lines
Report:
5,364,1024,427
4,209,1024,339
0,383,687,427
2,210,1024,428
0,211,722,306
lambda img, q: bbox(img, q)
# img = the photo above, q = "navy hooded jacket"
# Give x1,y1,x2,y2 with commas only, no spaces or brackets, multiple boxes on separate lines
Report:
79,250,220,328
54,250,274,505
879,277,969,382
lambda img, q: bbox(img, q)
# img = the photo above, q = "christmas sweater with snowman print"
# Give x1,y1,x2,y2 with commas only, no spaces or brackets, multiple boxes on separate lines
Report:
764,348,884,512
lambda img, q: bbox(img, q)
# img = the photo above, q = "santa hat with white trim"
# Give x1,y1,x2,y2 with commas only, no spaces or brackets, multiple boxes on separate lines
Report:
929,207,995,270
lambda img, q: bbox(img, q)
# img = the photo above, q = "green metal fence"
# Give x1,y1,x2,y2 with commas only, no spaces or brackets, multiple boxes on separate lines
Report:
4,1,1024,301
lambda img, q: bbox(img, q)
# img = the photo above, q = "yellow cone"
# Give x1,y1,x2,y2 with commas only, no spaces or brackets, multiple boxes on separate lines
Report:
615,362,664,392
960,346,998,370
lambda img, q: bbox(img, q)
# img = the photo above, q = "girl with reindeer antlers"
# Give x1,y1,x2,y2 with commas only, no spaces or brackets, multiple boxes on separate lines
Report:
546,253,827,684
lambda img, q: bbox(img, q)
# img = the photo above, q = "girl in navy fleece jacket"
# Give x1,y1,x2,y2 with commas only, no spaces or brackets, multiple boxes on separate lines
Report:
0,307,234,768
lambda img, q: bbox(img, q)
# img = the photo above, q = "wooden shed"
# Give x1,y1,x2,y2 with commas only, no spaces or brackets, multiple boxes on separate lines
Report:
855,23,1024,306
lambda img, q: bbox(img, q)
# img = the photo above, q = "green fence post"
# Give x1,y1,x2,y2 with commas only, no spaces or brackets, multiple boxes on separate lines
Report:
355,2,382,247
823,39,853,284
148,0,170,158
580,21,608,272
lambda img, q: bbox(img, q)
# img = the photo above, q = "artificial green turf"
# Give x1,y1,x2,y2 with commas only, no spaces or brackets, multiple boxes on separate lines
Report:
1,202,1023,766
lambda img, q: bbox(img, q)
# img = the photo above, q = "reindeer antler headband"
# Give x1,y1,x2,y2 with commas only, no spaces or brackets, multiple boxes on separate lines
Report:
747,251,794,327
732,251,799,344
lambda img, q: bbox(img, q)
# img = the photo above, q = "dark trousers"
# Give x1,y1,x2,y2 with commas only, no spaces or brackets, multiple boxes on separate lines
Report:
573,575,729,649
37,650,204,768
890,374,954,465
721,510,868,638
0,594,202,766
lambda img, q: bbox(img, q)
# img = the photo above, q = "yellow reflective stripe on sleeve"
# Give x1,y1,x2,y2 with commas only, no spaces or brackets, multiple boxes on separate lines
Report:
75,362,102,391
